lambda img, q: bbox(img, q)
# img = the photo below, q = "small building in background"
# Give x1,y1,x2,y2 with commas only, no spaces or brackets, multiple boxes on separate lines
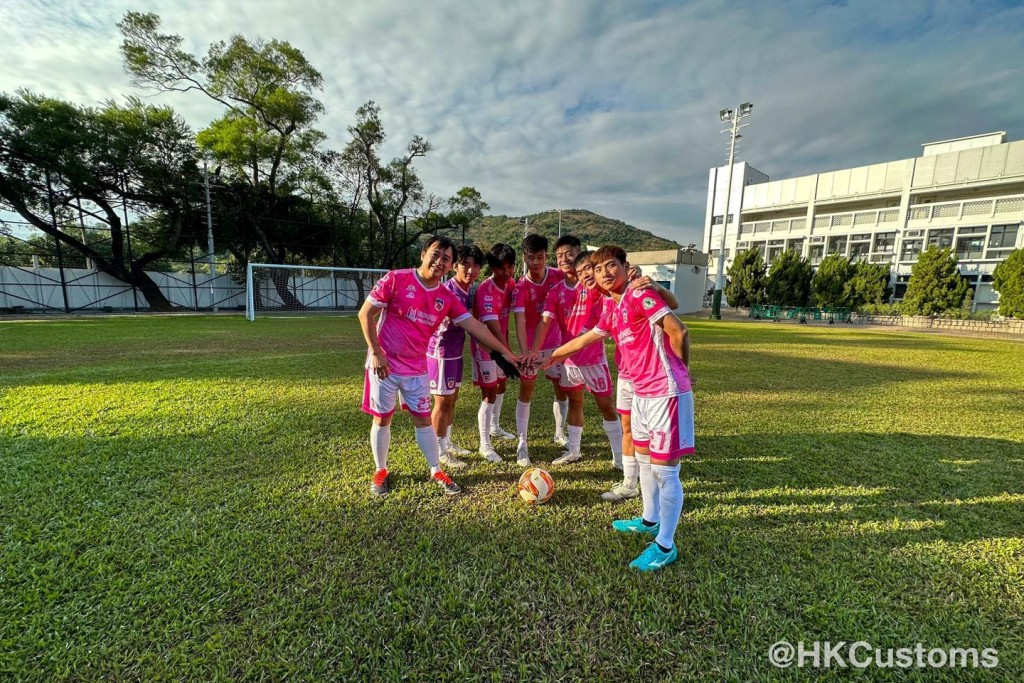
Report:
626,248,709,314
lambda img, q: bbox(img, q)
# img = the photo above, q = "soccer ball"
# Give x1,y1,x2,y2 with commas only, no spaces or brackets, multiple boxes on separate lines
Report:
517,468,554,505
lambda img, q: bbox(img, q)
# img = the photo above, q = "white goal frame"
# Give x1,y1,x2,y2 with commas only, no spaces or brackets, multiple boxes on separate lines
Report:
245,263,388,321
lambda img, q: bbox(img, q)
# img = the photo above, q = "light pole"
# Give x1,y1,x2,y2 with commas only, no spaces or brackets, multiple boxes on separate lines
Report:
710,102,753,320
202,161,219,312
557,209,563,238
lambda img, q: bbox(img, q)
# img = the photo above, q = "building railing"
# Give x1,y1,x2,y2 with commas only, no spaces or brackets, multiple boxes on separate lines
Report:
907,194,1024,222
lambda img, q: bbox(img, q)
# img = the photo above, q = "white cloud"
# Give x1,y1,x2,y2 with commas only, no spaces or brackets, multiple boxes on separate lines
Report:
2,0,1022,247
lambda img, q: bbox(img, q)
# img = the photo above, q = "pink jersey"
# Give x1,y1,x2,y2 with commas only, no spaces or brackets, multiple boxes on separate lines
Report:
595,288,690,398
513,266,564,351
366,269,470,376
471,276,515,362
543,281,606,367
603,296,631,380
427,278,472,359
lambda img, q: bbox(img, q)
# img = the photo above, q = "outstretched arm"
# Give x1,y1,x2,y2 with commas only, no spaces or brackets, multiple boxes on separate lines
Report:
458,316,518,362
543,329,605,367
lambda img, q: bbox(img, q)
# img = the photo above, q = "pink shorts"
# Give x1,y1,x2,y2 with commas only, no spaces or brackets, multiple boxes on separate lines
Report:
362,369,432,418
560,362,613,396
428,356,463,396
631,391,695,461
471,357,506,387
616,377,634,415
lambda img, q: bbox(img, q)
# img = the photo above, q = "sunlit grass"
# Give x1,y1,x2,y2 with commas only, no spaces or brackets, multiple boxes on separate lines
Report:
1,316,1022,680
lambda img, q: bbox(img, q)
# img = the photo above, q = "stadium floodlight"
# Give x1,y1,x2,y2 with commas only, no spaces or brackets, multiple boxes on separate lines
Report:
710,100,754,321
245,263,388,321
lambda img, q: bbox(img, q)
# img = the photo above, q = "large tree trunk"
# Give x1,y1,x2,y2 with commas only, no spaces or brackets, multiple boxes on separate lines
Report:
129,266,174,311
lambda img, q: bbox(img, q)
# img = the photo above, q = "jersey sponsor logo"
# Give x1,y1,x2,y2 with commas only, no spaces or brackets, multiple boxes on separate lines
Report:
406,291,416,298
484,295,493,301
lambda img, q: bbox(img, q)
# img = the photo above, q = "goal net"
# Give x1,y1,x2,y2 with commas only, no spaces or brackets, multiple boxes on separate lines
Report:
245,264,388,321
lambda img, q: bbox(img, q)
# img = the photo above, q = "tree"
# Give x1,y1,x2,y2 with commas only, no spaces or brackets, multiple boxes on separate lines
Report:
119,11,328,306
339,101,444,269
765,249,813,306
992,248,1024,318
844,261,893,309
0,91,202,309
725,248,767,308
901,246,970,316
811,254,854,307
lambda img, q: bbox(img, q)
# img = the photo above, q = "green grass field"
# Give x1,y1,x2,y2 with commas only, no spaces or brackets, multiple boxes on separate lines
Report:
1,316,1022,681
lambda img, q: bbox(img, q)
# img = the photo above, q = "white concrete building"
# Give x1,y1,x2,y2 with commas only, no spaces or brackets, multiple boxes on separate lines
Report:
703,132,1024,309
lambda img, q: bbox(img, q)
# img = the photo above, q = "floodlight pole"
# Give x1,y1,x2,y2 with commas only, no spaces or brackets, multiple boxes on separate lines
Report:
710,102,753,320
557,209,562,238
203,161,218,312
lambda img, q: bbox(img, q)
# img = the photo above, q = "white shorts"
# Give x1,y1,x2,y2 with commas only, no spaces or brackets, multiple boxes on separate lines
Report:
561,362,613,396
471,357,506,387
631,391,695,461
529,348,562,382
616,377,635,415
362,369,432,419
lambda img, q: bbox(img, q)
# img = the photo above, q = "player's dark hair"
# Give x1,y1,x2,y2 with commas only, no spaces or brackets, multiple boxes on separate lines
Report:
574,250,592,268
487,242,517,269
554,235,581,250
592,245,627,266
522,233,548,255
422,235,456,259
456,244,484,266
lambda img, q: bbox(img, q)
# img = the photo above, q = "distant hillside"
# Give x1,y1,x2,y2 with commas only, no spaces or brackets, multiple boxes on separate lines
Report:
466,210,680,253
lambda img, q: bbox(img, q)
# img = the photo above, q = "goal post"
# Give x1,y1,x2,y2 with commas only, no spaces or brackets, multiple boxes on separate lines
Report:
245,263,389,321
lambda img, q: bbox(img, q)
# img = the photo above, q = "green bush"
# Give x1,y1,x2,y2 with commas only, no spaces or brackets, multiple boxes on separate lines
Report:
725,248,767,308
766,249,813,306
901,247,970,316
811,254,853,308
992,248,1024,318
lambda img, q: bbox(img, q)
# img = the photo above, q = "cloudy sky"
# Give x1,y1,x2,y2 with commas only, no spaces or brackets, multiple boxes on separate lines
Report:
2,0,1022,245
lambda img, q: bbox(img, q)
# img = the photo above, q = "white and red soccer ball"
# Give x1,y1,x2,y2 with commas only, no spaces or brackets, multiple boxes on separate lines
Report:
517,467,554,505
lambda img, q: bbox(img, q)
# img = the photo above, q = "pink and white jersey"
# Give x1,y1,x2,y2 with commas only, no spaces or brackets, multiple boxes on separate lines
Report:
603,296,632,380
595,288,690,398
427,278,473,359
543,281,606,367
471,276,515,362
513,266,564,351
366,269,470,376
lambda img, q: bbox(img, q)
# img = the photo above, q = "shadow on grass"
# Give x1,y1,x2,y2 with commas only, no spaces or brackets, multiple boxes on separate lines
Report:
3,428,1023,680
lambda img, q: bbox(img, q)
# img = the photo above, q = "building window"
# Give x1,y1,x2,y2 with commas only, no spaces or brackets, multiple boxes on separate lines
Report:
809,244,824,264
901,239,923,261
766,245,785,265
712,215,724,225
927,228,954,250
828,235,848,255
850,241,870,260
957,225,985,234
873,232,896,253
788,238,804,254
989,224,1019,250
956,236,984,260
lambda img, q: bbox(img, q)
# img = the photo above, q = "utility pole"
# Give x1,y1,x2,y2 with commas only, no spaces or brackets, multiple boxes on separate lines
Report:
710,102,754,320
203,162,218,312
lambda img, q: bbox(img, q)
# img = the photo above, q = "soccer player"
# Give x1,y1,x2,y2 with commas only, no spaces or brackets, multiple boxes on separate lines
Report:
544,245,693,572
598,264,680,502
512,233,567,466
471,243,519,462
530,240,623,467
428,244,484,469
358,235,520,497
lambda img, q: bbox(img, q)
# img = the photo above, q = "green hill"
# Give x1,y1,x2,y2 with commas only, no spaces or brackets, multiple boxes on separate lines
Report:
466,210,680,253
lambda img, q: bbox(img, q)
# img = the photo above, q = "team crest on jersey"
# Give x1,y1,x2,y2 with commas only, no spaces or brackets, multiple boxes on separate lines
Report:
434,297,444,311
642,297,656,310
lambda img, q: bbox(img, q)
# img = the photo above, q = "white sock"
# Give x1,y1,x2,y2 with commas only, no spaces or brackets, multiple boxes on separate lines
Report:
622,455,639,489
652,463,684,550
567,425,583,454
637,453,660,524
602,418,623,465
515,400,531,440
370,423,391,470
492,393,505,430
415,425,441,473
436,436,448,456
553,399,568,435
478,401,493,449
